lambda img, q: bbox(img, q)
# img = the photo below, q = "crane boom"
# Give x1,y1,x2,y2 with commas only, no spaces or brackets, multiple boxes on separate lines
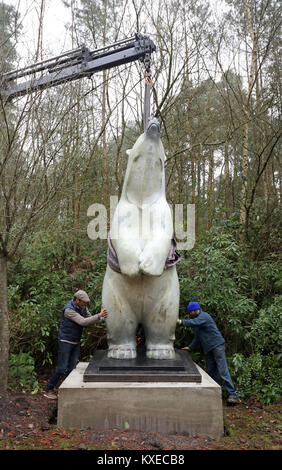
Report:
1,33,156,103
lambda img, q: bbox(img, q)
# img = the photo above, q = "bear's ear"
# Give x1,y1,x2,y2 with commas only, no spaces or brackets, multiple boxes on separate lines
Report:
126,149,132,157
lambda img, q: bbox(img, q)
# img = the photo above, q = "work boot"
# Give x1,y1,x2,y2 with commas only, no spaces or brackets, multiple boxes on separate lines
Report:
44,389,57,400
226,396,238,406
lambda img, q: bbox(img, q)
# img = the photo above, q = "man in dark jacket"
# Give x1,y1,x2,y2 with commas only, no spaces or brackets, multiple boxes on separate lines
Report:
44,290,107,399
177,301,238,405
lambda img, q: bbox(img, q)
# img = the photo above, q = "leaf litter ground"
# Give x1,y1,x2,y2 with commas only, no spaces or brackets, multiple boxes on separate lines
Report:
0,383,281,450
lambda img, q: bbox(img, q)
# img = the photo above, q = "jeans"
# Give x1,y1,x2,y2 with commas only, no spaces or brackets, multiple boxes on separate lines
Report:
206,344,237,398
47,340,80,390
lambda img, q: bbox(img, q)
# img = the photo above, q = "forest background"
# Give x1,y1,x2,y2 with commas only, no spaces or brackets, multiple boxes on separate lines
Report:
0,0,281,404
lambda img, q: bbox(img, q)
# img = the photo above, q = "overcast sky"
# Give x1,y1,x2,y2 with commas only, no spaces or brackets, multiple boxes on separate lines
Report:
4,0,228,65
4,0,73,61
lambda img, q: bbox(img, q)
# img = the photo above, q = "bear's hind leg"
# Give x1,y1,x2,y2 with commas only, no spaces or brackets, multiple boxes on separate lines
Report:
142,269,179,360
103,274,139,359
143,312,176,360
106,304,139,359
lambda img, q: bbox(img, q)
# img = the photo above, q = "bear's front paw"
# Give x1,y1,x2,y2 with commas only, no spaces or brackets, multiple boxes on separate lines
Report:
120,262,140,277
139,252,163,276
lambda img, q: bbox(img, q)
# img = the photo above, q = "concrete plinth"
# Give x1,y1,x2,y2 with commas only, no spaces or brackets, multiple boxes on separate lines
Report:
57,362,224,437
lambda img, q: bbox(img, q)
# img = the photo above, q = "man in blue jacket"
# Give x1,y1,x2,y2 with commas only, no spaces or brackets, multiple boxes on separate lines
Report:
177,301,238,405
44,290,107,399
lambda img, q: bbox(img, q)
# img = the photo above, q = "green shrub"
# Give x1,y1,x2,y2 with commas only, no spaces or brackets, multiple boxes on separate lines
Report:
8,352,41,393
230,352,281,404
246,295,282,353
8,228,108,365
175,227,281,403
177,229,257,352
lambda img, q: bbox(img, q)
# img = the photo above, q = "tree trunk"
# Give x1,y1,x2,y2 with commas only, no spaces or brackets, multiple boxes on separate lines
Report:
224,139,231,216
240,0,258,239
207,147,214,230
240,119,249,233
73,170,79,258
102,0,109,202
0,251,9,395
102,69,108,201
183,0,195,205
196,145,202,240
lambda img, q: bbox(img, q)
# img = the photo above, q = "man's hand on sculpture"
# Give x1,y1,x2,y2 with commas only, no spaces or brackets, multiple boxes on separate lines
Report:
99,306,108,318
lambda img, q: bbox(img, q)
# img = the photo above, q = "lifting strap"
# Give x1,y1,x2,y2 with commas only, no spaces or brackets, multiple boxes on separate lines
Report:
144,69,152,132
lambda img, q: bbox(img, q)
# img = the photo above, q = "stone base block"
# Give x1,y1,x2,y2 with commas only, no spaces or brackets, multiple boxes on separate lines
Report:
57,362,224,437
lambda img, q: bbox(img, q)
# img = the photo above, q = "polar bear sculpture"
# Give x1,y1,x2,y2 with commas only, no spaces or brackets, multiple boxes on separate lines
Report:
102,118,180,360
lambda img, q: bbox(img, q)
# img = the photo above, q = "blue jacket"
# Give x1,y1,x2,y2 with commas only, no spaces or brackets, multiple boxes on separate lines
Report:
58,299,88,343
181,310,224,354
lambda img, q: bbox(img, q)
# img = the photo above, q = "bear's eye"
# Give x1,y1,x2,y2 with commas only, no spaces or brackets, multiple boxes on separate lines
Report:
133,154,140,162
